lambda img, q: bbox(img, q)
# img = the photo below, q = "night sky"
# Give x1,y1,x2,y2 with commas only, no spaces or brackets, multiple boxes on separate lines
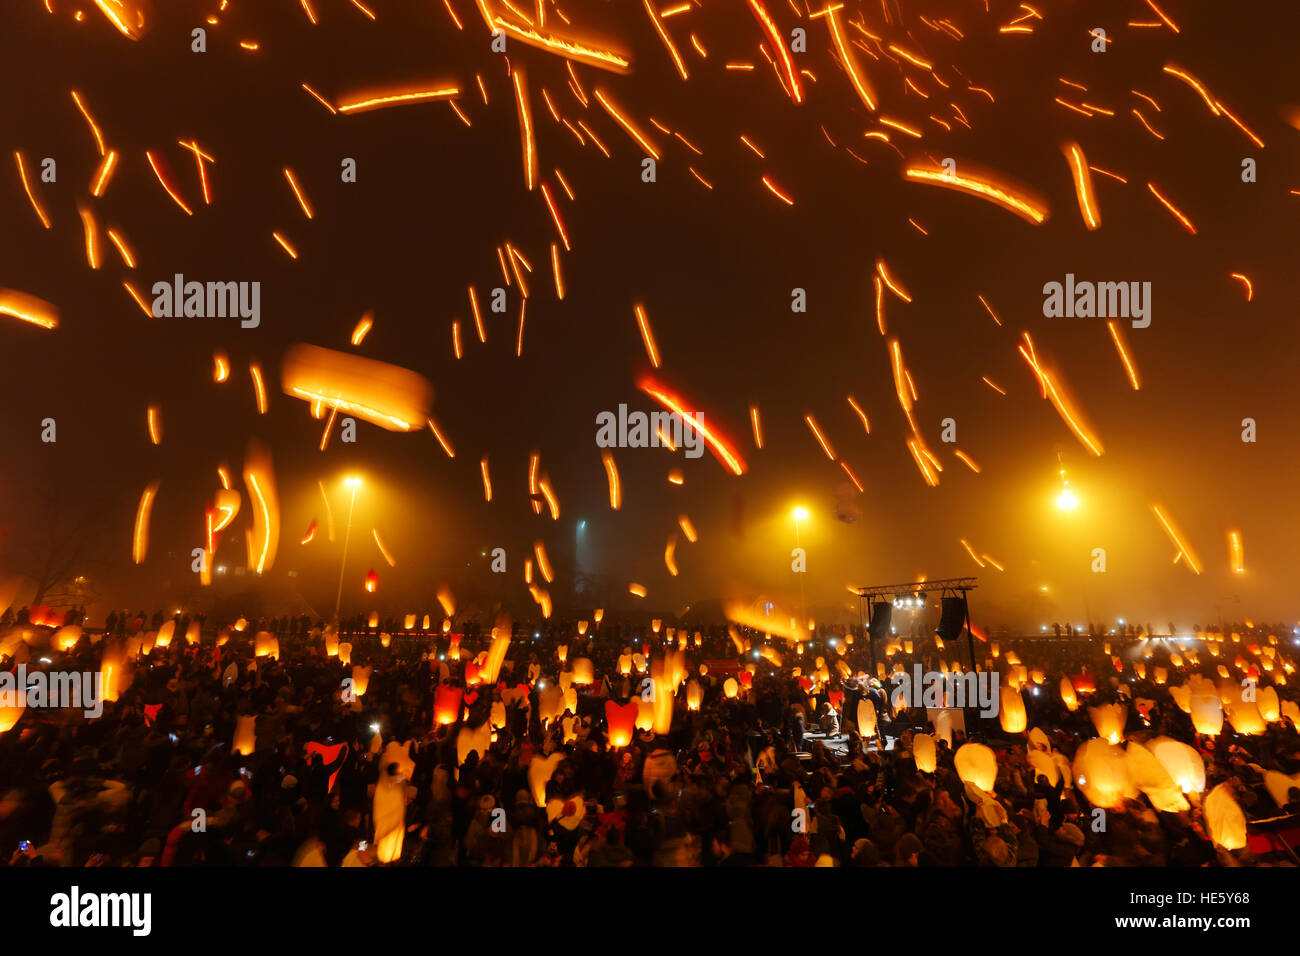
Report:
2,0,1298,630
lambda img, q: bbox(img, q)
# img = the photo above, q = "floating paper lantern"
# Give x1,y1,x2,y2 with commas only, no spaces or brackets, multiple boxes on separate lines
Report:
1191,693,1223,736
999,686,1027,734
0,694,24,735
1088,702,1126,744
1125,741,1188,813
1027,749,1059,787
571,657,594,686
489,700,507,730
254,631,279,660
528,753,564,807
373,741,415,863
351,665,371,697
593,609,604,625
1263,771,1300,809
1225,697,1265,735
1282,699,1300,728
338,642,352,665
325,631,339,656
723,677,739,699
1257,687,1280,722
1204,782,1247,850
605,700,638,748
364,568,378,593
1148,737,1205,794
434,685,463,726
1060,676,1078,712
537,684,564,726
1169,684,1191,713
913,732,936,773
1072,738,1136,809
457,721,491,767
156,620,174,649
686,679,703,711
618,653,632,676
954,742,998,793
380,632,391,648
232,714,257,755
635,698,655,732
54,625,82,652
404,614,416,630
1027,727,1050,752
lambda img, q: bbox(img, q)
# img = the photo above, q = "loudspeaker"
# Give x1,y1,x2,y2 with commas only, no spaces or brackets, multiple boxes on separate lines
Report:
936,596,967,643
868,602,891,642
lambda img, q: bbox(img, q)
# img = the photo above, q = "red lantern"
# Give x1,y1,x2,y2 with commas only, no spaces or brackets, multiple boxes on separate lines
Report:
364,568,378,593
738,671,753,688
605,700,638,749
434,685,463,726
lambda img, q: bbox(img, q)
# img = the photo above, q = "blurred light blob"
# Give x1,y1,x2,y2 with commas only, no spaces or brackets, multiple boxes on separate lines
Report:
132,480,160,564
281,343,433,431
242,440,279,574
232,714,256,755
373,741,415,862
0,288,58,330
92,0,148,40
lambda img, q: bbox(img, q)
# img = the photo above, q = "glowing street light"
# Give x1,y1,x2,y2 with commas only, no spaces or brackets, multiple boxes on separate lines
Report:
1056,486,1078,510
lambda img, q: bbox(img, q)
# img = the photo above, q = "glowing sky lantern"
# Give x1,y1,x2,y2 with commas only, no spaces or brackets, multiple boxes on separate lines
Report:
557,643,568,664
324,630,339,656
571,658,594,686
1264,771,1300,809
1225,696,1266,735
351,665,371,697
528,753,564,808
254,631,279,660
1088,702,1127,744
155,620,174,649
364,568,378,593
1191,692,1224,736
373,741,415,863
434,685,463,726
1072,738,1137,809
857,699,877,738
635,698,655,732
185,620,200,645
337,642,352,665
954,743,998,793
481,625,511,684
281,343,433,431
605,700,638,748
1204,782,1248,850
457,721,491,768
912,732,936,773
1027,750,1059,787
1257,686,1280,722
618,653,632,676
0,694,24,735
1147,737,1206,794
54,625,82,652
232,714,257,755
1059,675,1078,711
1125,741,1189,813
999,686,1027,734
723,677,739,699
686,679,703,711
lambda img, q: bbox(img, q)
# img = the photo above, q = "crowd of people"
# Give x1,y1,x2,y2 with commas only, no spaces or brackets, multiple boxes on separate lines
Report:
1,610,1297,867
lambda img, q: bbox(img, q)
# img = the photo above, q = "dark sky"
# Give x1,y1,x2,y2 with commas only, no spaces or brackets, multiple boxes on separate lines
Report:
2,0,1299,631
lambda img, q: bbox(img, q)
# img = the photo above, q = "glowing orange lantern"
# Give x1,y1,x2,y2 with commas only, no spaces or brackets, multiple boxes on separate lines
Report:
434,685,463,726
605,700,638,748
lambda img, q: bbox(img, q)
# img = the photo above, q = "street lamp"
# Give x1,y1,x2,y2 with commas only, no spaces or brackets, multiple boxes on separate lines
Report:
333,476,362,626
